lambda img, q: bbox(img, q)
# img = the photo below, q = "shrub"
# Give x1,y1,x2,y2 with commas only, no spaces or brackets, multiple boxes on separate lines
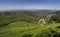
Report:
22,34,32,37
36,30,51,37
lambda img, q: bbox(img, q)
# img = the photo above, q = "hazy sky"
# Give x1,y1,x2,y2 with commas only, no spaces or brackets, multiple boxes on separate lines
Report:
0,0,60,11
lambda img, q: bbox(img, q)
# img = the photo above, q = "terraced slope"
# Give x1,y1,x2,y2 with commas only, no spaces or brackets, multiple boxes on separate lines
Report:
0,22,60,37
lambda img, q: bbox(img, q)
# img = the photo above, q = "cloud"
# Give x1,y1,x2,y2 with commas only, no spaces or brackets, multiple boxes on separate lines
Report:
21,5,60,10
0,5,60,11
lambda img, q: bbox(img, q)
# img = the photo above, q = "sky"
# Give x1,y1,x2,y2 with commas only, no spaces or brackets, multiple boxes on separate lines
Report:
0,0,60,11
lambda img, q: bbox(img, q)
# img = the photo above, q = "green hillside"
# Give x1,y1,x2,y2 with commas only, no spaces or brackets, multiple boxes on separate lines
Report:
0,10,60,37
0,22,60,37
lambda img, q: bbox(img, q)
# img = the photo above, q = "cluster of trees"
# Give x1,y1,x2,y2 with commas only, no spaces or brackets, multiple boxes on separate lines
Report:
0,10,60,27
0,11,40,27
51,11,60,23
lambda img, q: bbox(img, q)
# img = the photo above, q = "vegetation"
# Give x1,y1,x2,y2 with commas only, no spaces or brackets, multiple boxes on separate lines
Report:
0,10,60,37
51,11,60,23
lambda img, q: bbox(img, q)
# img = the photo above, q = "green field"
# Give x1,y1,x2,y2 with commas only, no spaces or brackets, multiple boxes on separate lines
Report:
0,22,60,37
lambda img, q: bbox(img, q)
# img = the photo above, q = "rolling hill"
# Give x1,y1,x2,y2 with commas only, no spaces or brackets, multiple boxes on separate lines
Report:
0,10,60,37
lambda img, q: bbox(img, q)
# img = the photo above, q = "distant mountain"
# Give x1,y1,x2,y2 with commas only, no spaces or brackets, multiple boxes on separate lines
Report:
0,9,56,14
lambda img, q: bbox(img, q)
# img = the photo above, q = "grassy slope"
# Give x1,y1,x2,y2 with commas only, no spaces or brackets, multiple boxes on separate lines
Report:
0,22,60,37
